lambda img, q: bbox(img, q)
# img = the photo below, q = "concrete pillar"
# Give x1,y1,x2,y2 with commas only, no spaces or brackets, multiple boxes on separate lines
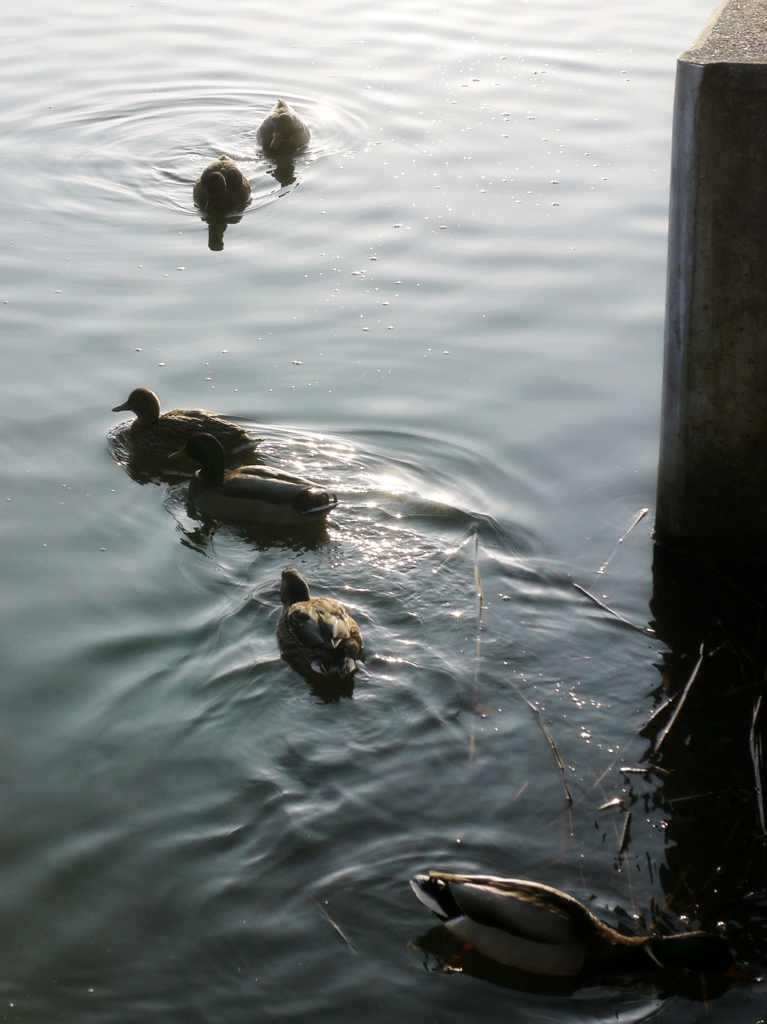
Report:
656,0,767,560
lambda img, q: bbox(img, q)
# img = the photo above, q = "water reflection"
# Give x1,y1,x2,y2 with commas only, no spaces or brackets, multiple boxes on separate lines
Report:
412,923,739,1001
172,511,335,558
199,210,245,252
266,157,299,187
293,665,357,703
412,925,579,996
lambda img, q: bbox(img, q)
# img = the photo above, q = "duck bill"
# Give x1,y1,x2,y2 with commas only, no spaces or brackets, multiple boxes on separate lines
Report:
168,444,189,460
112,401,130,412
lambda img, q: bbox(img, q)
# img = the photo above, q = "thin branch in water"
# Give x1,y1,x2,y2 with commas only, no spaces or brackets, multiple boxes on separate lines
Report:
469,525,483,764
598,797,624,812
619,811,632,854
646,695,675,726
509,680,572,805
311,894,357,953
595,508,649,577
564,508,652,642
572,582,655,636
433,525,476,574
750,695,766,839
591,765,614,789
473,526,483,623
654,644,705,754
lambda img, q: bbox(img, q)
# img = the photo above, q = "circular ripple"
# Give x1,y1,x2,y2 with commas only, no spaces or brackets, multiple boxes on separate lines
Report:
36,87,369,217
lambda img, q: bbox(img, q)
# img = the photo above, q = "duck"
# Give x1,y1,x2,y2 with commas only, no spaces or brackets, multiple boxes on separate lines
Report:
258,99,310,157
410,871,735,978
276,567,363,677
172,433,338,525
112,387,257,458
193,155,251,212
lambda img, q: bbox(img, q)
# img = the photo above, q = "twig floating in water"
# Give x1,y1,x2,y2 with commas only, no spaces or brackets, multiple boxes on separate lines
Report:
654,643,705,754
469,524,483,764
509,681,572,805
311,895,357,953
598,797,624,812
750,695,766,839
619,811,632,854
596,508,649,576
473,526,483,623
572,582,655,636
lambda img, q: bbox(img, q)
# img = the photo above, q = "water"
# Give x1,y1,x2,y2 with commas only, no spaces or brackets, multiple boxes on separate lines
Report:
1,0,766,1021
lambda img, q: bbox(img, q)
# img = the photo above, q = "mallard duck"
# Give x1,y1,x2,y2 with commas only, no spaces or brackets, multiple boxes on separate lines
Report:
172,433,338,525
112,387,256,458
258,99,310,157
193,155,251,212
411,871,734,977
276,567,363,677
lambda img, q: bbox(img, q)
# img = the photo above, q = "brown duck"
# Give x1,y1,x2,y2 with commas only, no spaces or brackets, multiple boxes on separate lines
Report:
277,568,362,677
193,155,251,212
112,387,256,457
258,99,310,157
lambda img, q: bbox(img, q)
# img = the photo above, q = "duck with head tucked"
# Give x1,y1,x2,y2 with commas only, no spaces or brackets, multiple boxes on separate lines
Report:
193,155,251,212
411,871,736,979
172,433,338,525
112,387,257,458
277,567,363,678
258,99,310,157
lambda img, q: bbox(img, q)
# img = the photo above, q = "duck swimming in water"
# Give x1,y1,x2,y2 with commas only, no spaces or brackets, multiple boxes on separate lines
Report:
172,433,338,525
112,387,256,458
258,99,310,157
276,567,363,678
411,871,734,978
193,155,251,212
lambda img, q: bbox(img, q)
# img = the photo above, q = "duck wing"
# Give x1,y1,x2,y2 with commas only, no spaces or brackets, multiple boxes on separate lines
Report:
316,602,354,648
147,410,254,454
287,600,351,649
422,873,594,944
450,881,580,944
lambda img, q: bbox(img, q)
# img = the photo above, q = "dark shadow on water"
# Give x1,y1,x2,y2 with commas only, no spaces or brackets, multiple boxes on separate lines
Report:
646,545,767,970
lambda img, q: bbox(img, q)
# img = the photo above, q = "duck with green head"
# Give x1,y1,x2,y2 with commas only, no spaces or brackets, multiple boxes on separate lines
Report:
112,387,257,458
172,433,338,525
277,567,363,678
411,871,735,978
258,99,310,157
193,155,251,212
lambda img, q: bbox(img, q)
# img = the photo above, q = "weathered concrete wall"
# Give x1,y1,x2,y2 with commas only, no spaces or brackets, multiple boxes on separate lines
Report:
656,0,767,559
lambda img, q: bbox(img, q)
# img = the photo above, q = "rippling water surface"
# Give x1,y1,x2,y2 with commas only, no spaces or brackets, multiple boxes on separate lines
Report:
1,0,765,1021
